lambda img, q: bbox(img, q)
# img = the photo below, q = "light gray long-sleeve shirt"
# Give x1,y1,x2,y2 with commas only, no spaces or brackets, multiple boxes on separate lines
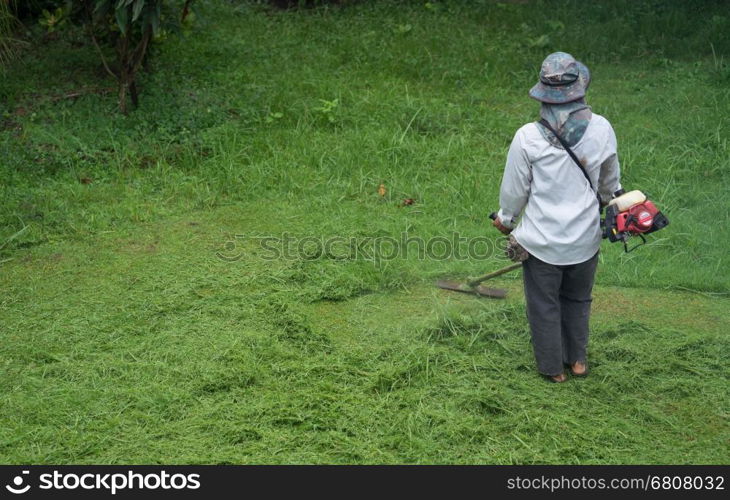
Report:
497,114,621,265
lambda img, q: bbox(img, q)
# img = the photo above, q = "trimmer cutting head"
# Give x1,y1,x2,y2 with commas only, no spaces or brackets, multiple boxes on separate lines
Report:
435,280,508,299
436,213,521,299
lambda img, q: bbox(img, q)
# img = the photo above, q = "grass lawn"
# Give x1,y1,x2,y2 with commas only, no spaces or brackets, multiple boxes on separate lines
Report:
1,0,728,464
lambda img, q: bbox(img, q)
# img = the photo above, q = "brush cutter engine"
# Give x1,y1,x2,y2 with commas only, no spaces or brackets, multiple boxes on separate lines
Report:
602,189,669,252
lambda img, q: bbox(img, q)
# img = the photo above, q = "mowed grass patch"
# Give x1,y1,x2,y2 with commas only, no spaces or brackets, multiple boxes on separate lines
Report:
1,207,728,464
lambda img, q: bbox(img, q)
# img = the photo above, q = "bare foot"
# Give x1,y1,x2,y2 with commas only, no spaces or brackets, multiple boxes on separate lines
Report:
571,361,588,376
547,372,567,383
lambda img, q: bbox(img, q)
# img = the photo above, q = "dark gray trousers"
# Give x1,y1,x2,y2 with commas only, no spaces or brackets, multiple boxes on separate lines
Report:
522,252,599,376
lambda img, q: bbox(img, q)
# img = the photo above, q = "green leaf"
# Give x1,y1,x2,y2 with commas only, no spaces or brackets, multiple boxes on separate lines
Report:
115,4,129,34
150,1,161,36
94,1,112,21
132,0,145,22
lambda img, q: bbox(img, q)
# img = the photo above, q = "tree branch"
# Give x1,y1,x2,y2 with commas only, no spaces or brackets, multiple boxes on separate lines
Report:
89,28,119,81
181,0,194,23
131,25,152,75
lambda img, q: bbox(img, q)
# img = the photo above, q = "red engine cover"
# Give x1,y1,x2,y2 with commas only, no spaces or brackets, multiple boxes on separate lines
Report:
616,201,660,235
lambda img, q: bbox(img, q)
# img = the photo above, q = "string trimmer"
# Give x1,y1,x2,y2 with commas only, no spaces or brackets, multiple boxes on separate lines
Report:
436,213,522,299
438,187,671,298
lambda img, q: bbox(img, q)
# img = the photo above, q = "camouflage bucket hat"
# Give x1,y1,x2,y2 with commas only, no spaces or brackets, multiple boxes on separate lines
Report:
529,52,590,104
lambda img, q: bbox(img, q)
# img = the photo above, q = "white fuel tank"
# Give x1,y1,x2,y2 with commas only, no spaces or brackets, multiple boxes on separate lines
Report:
608,190,646,211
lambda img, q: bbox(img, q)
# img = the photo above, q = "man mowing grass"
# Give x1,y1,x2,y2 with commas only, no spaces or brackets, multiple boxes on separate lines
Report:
492,52,621,383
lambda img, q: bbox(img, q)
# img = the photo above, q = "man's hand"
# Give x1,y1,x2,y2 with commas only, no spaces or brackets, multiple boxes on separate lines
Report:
492,216,512,235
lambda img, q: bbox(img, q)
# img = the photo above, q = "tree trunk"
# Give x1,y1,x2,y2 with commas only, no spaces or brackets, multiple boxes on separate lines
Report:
129,79,139,108
116,32,130,114
124,26,152,111
181,0,193,23
118,80,128,115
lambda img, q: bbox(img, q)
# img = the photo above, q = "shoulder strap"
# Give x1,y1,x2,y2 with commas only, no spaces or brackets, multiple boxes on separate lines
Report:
538,118,595,192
